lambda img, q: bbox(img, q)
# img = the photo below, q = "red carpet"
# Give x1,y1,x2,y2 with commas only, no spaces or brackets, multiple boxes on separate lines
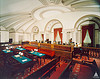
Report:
78,65,94,79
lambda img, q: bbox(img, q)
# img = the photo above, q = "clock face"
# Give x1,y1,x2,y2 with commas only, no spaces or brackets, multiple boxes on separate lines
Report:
32,26,39,33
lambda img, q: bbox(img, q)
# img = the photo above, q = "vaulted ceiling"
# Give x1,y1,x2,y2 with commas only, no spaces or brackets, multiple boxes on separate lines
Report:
0,0,100,32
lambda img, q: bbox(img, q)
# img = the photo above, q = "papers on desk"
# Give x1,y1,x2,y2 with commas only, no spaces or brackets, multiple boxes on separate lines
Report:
14,55,20,57
22,59,27,62
34,49,38,51
39,54,42,56
20,48,23,50
7,50,10,52
3,49,10,52
31,51,34,53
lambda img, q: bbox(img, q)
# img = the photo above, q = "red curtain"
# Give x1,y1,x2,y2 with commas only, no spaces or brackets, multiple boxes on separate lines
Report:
54,28,62,43
41,34,44,41
82,24,94,46
59,28,62,43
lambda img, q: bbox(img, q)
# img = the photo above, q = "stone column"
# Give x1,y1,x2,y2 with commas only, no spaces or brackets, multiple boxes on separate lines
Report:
62,30,66,44
73,29,77,44
50,32,54,44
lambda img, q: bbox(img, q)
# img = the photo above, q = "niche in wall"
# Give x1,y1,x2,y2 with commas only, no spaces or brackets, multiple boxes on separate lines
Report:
45,19,63,43
32,26,39,41
75,15,100,47
82,24,94,47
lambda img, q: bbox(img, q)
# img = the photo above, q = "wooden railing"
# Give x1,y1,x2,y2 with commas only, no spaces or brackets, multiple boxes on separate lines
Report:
73,47,100,58
54,44,71,52
82,47,100,58
30,42,38,47
40,43,51,48
29,42,74,52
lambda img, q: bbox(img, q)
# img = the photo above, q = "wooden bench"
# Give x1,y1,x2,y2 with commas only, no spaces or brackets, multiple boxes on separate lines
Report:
38,48,55,57
25,56,60,79
24,45,38,51
58,60,72,79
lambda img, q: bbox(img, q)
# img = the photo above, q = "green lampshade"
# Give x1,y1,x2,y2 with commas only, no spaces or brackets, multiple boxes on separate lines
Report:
83,30,91,43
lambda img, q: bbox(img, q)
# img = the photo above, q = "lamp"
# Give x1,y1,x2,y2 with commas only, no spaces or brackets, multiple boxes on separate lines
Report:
83,30,91,47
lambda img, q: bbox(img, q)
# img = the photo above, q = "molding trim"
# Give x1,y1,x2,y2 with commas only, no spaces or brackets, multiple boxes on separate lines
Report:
44,19,63,32
74,14,100,30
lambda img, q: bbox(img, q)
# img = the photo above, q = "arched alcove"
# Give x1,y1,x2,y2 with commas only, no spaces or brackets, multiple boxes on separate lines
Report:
32,26,39,41
44,19,63,44
74,15,100,47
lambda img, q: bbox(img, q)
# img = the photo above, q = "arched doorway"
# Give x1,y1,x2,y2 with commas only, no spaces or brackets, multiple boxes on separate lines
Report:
75,15,100,47
45,19,63,44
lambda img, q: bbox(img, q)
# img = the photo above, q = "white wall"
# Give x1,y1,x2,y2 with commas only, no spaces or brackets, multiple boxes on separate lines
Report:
9,33,15,43
8,11,100,44
33,12,100,32
0,31,9,42
30,12,99,43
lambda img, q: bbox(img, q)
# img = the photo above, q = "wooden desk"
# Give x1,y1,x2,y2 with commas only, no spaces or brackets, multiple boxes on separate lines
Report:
28,51,45,65
2,55,34,79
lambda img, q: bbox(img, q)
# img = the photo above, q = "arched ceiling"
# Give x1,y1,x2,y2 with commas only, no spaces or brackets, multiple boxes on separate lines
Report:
0,0,100,33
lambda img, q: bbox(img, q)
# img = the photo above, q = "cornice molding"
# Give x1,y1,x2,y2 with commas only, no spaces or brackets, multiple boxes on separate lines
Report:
31,5,71,20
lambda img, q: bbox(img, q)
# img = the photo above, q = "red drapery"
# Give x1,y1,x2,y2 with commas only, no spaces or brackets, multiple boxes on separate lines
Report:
54,28,62,43
82,24,94,46
41,34,44,41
